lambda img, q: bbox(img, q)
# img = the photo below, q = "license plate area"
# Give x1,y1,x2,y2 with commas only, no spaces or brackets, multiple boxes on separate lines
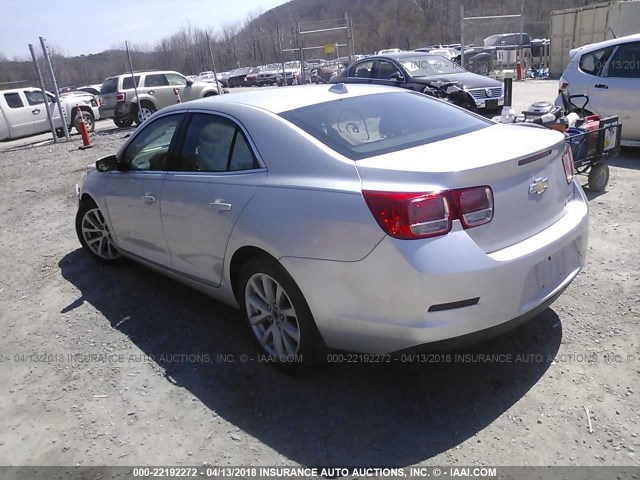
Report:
485,99,498,109
534,254,567,294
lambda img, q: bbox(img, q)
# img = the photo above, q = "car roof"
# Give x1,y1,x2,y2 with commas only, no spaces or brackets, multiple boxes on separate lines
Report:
575,32,640,54
359,52,443,61
169,83,404,115
0,87,46,94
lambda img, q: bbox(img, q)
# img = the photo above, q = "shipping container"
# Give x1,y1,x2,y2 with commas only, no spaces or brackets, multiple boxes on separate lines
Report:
550,0,640,76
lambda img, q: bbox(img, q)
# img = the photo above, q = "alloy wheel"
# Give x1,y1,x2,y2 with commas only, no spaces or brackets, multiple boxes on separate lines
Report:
80,208,121,260
244,273,301,357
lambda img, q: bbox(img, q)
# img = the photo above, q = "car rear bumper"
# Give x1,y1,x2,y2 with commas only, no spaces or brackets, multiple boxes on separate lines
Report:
280,181,589,354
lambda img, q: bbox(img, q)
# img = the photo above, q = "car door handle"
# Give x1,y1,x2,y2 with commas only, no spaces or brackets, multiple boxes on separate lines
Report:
210,200,232,211
140,194,156,203
32,108,40,114
594,84,608,89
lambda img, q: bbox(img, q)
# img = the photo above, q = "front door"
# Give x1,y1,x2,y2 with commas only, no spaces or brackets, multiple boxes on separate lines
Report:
105,113,185,265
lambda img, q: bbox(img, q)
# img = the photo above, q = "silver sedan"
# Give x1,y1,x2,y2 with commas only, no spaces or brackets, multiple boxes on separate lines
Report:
76,83,589,368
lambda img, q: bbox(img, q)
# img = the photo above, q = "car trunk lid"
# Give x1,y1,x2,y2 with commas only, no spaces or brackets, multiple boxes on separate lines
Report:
355,123,573,253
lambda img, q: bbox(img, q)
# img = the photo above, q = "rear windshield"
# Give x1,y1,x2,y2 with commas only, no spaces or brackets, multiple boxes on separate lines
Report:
280,92,490,160
100,78,117,94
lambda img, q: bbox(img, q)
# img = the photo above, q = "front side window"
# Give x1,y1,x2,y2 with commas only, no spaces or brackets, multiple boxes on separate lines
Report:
399,55,464,76
371,60,401,80
144,74,168,87
24,90,47,106
349,61,374,78
607,42,640,78
121,114,183,171
4,93,24,109
173,114,258,172
165,74,187,86
579,47,614,76
281,91,490,160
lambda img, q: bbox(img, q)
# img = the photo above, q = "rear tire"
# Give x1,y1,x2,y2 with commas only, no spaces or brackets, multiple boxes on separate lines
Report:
238,256,323,371
113,116,133,128
588,162,609,192
135,102,156,124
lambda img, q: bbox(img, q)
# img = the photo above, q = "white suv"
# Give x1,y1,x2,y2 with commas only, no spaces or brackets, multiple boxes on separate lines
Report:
557,33,640,145
99,70,223,128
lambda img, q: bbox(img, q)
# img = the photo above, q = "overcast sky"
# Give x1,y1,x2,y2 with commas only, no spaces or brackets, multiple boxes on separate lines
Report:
1,0,290,60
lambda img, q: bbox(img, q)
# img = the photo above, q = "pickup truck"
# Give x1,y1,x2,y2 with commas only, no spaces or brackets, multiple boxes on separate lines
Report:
0,88,100,141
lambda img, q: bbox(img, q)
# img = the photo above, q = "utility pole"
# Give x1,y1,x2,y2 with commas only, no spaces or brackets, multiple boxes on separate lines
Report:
125,41,144,123
39,37,69,140
206,33,222,95
29,44,57,143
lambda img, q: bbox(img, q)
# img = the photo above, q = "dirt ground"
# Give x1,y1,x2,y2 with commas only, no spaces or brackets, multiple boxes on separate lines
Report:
0,81,638,470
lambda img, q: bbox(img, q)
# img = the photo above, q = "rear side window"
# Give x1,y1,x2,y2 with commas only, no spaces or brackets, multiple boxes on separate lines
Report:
280,92,490,160
579,47,614,75
100,78,117,94
4,93,24,109
607,42,640,78
173,113,258,172
122,75,140,90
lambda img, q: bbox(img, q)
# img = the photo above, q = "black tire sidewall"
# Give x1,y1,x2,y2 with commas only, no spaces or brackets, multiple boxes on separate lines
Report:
588,163,609,192
238,257,322,368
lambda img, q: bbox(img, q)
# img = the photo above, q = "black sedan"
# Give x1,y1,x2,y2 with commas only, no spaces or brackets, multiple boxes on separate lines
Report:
330,52,504,112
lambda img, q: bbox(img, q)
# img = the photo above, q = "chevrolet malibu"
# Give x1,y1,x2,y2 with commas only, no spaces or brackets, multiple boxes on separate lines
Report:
75,84,589,367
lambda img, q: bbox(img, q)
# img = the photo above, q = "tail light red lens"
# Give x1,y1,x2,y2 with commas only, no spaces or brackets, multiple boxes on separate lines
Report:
561,144,574,184
454,186,494,228
116,92,126,102
363,186,494,240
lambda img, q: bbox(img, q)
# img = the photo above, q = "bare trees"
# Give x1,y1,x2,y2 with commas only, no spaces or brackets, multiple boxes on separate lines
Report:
0,0,605,89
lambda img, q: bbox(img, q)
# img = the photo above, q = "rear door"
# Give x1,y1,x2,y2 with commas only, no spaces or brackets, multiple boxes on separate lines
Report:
105,113,185,265
160,112,266,287
2,91,35,137
591,41,640,140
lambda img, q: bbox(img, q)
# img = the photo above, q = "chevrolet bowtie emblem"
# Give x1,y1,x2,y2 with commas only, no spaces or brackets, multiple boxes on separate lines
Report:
529,177,549,195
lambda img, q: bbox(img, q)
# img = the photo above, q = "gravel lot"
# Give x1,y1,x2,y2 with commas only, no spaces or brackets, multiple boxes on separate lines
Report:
0,80,638,469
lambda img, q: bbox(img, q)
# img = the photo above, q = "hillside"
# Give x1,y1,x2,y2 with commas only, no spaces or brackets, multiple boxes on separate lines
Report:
1,0,602,88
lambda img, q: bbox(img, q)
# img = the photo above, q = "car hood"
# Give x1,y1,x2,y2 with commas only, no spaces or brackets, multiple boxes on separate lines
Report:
414,71,502,88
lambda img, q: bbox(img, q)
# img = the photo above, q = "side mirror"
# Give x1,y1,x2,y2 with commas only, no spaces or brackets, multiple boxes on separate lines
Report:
96,154,118,172
390,71,405,82
186,79,193,86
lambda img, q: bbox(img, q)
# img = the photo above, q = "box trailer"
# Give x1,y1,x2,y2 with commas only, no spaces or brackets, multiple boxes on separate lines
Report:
550,0,640,76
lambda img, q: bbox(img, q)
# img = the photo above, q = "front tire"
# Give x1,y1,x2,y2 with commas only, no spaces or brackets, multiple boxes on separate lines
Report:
76,202,123,264
238,257,322,370
74,110,95,133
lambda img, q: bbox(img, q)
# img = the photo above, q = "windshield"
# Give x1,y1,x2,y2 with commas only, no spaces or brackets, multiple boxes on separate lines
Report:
280,92,490,160
398,55,465,76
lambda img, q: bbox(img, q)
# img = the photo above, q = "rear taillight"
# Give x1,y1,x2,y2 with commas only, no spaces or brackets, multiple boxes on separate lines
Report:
116,92,126,102
558,82,569,95
363,186,494,240
561,144,574,184
454,186,494,228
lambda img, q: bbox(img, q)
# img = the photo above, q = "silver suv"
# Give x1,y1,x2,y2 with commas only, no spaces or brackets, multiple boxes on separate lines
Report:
99,70,223,128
